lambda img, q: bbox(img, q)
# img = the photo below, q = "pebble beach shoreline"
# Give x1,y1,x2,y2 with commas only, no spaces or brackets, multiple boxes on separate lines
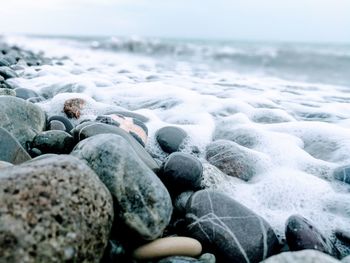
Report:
1,37,350,263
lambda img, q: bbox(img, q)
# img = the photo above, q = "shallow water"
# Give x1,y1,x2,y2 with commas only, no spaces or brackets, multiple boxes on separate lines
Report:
4,35,350,256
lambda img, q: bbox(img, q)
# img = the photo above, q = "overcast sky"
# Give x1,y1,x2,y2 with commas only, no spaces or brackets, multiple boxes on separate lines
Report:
0,0,349,43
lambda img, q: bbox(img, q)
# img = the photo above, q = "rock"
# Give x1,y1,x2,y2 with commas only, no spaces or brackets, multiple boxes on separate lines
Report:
0,58,11,67
261,250,341,263
333,165,350,184
185,190,279,263
31,130,75,154
285,215,340,258
199,253,216,263
335,229,350,245
72,122,159,172
105,110,149,123
14,88,39,100
48,115,74,133
71,134,172,240
0,127,31,164
0,161,13,169
0,96,46,148
101,239,128,263
63,98,86,119
0,88,16,96
160,152,203,196
133,236,202,260
0,80,13,89
205,139,270,181
0,66,18,79
0,75,4,81
0,155,114,263
156,126,188,153
96,114,148,146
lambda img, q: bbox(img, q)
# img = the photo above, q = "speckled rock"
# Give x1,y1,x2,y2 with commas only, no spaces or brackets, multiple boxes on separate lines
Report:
0,155,114,263
63,98,85,119
156,126,188,153
206,139,270,181
0,88,16,96
71,134,172,240
31,130,75,154
0,127,31,164
261,250,341,263
0,96,46,148
132,236,202,260
285,215,339,258
72,122,159,172
185,190,279,263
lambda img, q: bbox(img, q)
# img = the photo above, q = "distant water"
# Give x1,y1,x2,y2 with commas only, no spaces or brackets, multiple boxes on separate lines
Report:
4,35,350,256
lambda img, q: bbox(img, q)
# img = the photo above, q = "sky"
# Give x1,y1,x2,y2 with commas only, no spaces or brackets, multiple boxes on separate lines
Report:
0,0,349,43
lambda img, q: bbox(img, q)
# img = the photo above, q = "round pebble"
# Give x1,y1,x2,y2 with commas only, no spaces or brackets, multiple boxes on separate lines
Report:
132,237,202,260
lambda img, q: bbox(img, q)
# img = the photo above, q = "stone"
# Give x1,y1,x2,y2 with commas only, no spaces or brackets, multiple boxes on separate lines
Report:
133,236,202,260
185,190,279,263
96,114,148,146
48,115,74,133
0,58,11,67
31,130,75,154
105,110,149,123
0,127,31,164
14,88,39,100
63,98,86,119
0,161,13,169
205,139,270,181
156,126,188,153
0,155,114,263
199,253,216,263
0,96,46,148
160,152,203,196
73,122,159,172
0,80,13,89
343,255,350,263
261,250,341,263
285,215,340,258
0,66,18,79
335,229,350,245
48,120,66,131
333,165,350,184
101,239,128,263
27,96,45,103
0,88,16,96
71,134,172,240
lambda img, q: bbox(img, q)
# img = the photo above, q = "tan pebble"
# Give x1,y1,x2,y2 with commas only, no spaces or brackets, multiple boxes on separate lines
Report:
132,236,202,260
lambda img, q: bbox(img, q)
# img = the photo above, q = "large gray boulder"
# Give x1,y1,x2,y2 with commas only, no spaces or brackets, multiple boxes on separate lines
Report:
0,155,114,263
0,96,46,148
71,134,172,240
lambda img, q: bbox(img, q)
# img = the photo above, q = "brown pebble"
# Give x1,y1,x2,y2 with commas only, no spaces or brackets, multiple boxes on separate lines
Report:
63,98,85,119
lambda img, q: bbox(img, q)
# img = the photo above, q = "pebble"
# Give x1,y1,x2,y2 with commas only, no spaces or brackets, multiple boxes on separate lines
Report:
72,134,172,240
63,97,86,119
285,214,340,258
160,152,203,196
0,66,18,79
0,155,114,262
206,139,270,181
185,190,279,263
0,127,31,164
47,115,74,133
156,126,188,153
132,236,202,260
31,130,75,154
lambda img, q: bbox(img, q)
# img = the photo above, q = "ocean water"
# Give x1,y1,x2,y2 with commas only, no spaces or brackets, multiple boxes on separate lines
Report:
4,35,350,256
